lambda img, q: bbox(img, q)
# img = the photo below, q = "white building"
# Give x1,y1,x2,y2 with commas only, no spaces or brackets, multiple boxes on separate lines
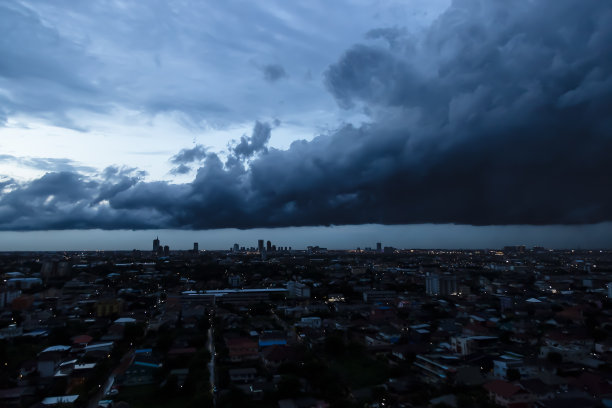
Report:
299,317,321,328
287,281,311,298
425,273,457,296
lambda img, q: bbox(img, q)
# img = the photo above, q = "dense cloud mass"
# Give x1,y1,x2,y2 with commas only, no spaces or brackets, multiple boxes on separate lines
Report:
1,0,611,230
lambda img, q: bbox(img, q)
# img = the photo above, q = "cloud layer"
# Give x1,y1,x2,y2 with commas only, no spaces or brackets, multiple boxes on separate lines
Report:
1,0,611,230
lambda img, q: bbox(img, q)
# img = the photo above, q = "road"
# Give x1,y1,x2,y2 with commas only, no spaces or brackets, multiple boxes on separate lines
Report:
87,349,134,408
207,319,216,406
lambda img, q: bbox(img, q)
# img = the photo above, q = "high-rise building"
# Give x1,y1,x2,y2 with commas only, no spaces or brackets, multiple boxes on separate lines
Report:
376,242,382,253
163,245,170,257
258,240,264,252
153,237,160,252
425,273,457,296
233,243,239,252
266,240,272,252
193,242,199,252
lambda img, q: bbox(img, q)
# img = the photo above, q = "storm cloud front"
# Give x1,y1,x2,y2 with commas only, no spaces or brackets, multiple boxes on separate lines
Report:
0,0,611,235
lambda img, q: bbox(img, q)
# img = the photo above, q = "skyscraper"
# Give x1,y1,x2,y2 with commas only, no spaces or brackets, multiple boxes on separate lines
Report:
163,245,170,257
376,242,382,253
193,242,198,252
258,239,264,252
266,240,272,252
153,236,160,252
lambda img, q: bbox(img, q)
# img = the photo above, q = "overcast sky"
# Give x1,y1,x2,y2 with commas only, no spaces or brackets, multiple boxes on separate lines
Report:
1,0,611,250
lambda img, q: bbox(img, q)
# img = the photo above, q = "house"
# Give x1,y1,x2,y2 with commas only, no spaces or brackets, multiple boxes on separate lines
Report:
229,368,257,383
493,354,534,379
451,335,498,356
536,396,598,408
0,387,36,407
429,394,457,408
37,351,65,378
298,317,321,329
519,379,555,402
167,347,197,360
259,331,287,348
568,371,612,398
95,298,123,317
68,363,97,389
413,354,460,383
118,351,162,386
41,395,80,406
261,345,298,368
120,360,161,386
71,334,93,349
483,380,533,408
226,337,259,362
168,368,189,387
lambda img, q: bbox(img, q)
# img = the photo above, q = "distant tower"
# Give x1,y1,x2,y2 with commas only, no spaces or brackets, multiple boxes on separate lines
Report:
193,242,198,252
376,242,382,253
233,243,239,252
153,237,160,253
163,245,170,257
266,240,272,252
258,240,264,252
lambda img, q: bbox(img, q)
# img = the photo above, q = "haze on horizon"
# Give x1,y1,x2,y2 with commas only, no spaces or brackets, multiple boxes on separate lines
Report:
1,223,611,252
1,0,611,249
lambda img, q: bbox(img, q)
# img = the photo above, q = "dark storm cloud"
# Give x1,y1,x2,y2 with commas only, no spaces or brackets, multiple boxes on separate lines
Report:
231,121,272,159
0,177,14,192
262,64,288,82
169,164,192,175
170,145,208,165
169,145,207,174
1,0,612,230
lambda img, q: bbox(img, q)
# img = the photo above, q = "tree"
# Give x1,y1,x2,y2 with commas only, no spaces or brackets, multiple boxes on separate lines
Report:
277,375,302,399
547,351,562,365
123,323,145,344
325,333,345,356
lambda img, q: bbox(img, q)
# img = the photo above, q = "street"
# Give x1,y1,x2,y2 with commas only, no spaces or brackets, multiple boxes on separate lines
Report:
207,319,216,406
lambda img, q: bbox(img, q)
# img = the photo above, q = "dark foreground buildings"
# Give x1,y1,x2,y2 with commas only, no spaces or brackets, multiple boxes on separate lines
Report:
0,245,611,407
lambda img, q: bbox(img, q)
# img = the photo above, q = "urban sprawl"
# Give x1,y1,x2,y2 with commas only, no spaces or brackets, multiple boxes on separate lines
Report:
1,240,612,408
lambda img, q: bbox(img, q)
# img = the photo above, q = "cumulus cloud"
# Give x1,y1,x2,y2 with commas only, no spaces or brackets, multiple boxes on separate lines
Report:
169,164,192,175
168,145,208,174
231,121,272,159
0,0,611,230
170,145,208,165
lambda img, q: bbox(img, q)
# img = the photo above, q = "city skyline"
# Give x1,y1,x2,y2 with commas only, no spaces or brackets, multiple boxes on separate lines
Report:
1,222,611,252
